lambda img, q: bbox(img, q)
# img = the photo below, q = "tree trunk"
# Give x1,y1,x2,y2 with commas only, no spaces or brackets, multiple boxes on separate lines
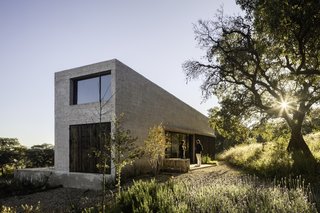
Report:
287,124,313,158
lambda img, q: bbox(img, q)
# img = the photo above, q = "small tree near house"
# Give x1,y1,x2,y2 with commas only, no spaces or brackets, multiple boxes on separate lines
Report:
91,124,111,212
93,115,138,212
111,115,138,194
142,124,168,176
94,115,138,195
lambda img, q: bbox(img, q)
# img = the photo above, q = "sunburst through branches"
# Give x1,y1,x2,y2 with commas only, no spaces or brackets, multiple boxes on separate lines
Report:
275,97,296,116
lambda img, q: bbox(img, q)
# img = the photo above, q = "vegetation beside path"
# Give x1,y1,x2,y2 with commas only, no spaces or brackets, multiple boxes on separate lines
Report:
112,163,317,212
1,161,318,212
218,132,320,178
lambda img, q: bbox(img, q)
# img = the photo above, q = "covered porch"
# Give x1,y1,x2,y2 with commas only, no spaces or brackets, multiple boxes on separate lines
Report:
164,128,215,164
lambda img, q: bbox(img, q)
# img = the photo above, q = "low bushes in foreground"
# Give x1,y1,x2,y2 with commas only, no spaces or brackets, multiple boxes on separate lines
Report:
112,176,317,213
0,175,53,199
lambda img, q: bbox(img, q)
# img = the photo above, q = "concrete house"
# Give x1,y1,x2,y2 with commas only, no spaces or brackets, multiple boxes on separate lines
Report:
17,59,215,189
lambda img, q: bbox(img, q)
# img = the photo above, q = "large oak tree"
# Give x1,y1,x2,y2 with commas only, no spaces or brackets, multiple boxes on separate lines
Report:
183,0,320,158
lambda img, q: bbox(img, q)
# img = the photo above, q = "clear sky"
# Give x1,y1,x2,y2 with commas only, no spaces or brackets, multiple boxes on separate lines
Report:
0,0,241,147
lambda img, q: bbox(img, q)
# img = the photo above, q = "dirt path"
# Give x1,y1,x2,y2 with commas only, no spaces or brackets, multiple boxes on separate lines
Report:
0,162,241,212
179,162,243,180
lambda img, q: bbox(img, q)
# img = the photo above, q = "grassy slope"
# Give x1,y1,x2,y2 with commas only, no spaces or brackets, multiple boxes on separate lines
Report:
218,132,320,178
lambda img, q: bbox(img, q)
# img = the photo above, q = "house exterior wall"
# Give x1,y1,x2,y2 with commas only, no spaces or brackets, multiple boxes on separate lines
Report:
53,59,214,188
54,60,116,173
114,60,213,146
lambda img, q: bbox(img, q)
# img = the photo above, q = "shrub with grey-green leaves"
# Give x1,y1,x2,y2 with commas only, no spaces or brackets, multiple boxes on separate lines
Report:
113,176,317,212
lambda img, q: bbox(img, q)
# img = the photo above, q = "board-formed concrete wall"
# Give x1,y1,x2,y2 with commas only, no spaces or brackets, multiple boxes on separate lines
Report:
53,59,213,188
114,60,213,146
55,60,116,173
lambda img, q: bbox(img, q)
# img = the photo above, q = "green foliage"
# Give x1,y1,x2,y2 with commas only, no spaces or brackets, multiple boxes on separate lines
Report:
0,175,50,199
209,107,249,148
303,108,320,135
0,138,54,176
0,138,26,176
111,115,138,194
25,144,54,168
253,0,320,54
142,124,168,176
92,127,111,175
113,176,317,212
201,154,218,165
113,179,188,213
219,132,320,177
218,142,293,177
251,119,290,144
183,0,320,155
94,115,138,196
304,132,320,161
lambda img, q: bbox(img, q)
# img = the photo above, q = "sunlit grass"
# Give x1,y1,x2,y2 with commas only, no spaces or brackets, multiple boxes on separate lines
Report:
217,141,293,177
113,176,317,212
218,132,320,177
305,132,320,160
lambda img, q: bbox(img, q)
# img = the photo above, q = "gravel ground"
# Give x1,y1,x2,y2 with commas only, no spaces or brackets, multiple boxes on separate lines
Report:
0,187,103,212
0,162,241,212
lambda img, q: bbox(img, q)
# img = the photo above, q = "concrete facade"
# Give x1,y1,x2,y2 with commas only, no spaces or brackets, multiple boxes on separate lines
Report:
54,60,116,173
114,61,213,142
22,59,213,189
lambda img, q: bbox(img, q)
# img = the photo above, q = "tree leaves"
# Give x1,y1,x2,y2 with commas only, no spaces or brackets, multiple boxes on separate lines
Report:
183,0,320,154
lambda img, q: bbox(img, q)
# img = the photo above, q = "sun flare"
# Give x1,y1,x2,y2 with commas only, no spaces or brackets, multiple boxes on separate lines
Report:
280,101,289,109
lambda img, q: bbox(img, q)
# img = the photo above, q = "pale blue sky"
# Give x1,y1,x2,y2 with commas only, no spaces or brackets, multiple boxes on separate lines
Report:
0,0,241,147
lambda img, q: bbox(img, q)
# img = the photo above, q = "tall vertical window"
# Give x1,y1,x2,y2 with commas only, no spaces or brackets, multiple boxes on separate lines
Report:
72,72,111,105
70,122,111,173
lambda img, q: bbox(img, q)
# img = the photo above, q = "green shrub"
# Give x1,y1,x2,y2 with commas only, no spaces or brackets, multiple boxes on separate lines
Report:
0,175,50,199
113,176,317,212
113,179,188,213
201,155,218,165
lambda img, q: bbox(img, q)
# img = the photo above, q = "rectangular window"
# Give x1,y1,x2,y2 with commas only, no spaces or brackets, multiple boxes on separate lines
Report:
165,131,190,159
72,72,111,105
70,122,111,173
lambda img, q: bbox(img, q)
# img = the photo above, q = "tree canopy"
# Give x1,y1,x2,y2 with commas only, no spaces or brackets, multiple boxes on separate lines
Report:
0,138,25,175
26,143,54,168
183,0,320,157
209,107,249,145
142,124,168,176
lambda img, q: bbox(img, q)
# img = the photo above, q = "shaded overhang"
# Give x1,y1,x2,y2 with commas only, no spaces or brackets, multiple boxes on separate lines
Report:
163,124,215,138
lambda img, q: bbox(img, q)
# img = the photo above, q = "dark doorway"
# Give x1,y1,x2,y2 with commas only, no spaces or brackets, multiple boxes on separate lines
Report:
188,134,195,163
69,122,111,173
195,134,215,159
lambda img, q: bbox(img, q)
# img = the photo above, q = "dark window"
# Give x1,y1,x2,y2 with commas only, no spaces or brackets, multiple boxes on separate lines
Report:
72,72,111,105
165,131,190,159
69,122,111,173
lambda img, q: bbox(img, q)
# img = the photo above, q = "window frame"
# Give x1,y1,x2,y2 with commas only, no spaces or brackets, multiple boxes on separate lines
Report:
71,71,111,105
